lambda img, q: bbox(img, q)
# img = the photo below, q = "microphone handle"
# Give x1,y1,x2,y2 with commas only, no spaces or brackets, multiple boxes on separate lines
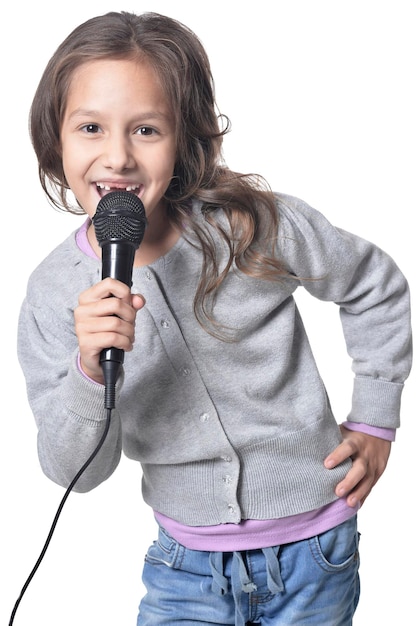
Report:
101,241,136,284
100,241,136,408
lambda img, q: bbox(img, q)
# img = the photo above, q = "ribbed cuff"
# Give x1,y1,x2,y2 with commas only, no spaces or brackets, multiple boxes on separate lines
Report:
348,376,403,428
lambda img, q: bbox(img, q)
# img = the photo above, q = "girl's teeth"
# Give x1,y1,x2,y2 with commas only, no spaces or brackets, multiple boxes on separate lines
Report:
96,183,140,192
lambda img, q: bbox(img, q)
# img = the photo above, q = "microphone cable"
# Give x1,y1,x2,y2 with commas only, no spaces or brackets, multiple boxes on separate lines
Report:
10,191,145,623
8,406,113,625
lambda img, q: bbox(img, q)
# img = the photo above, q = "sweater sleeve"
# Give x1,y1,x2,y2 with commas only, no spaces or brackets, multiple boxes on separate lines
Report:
278,195,412,429
17,289,123,493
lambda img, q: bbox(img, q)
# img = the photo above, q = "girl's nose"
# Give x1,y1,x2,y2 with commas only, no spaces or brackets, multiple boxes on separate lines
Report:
103,134,135,171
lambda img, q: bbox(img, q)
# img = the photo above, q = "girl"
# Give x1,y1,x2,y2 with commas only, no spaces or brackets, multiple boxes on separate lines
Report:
18,11,412,625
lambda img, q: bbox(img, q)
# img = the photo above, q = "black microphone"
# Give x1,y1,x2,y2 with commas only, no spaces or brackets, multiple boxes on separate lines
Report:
92,191,147,409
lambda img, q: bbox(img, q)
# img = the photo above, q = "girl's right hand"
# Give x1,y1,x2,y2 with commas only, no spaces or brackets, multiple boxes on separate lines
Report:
74,277,146,384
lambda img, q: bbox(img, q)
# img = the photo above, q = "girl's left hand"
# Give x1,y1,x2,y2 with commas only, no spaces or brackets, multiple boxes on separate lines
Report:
324,425,391,508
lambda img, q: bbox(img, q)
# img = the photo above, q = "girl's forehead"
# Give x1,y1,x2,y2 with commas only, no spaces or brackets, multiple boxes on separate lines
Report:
67,58,164,98
63,58,174,125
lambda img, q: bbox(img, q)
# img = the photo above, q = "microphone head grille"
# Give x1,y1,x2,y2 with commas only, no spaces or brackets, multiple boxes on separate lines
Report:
92,191,147,247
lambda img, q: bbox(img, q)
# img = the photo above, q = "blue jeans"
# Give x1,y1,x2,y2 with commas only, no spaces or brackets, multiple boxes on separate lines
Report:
137,516,360,625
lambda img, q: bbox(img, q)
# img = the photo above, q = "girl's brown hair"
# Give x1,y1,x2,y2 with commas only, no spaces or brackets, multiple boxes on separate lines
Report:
30,11,289,337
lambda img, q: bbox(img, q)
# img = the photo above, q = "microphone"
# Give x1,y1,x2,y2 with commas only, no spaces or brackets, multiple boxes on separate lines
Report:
92,191,147,408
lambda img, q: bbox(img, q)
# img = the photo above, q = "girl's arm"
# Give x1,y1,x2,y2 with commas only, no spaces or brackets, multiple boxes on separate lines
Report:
278,194,412,507
18,277,144,492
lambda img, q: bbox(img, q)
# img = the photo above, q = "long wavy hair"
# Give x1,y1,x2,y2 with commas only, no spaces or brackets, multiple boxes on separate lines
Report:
30,11,289,337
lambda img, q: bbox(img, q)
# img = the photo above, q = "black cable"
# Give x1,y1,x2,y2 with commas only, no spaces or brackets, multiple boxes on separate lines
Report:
8,407,113,625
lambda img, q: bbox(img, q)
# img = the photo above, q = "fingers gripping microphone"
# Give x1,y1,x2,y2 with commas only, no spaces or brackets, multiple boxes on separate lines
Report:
92,191,146,409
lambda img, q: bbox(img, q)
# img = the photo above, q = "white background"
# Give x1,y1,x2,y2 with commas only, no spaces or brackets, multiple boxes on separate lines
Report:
2,1,415,624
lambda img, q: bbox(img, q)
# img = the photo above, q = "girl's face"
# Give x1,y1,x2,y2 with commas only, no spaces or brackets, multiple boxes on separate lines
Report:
60,58,177,252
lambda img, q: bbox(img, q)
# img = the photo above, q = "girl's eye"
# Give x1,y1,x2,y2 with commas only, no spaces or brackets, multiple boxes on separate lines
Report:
82,124,100,133
136,126,156,136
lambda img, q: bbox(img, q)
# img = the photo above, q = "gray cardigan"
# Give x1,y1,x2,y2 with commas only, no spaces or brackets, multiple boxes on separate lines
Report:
18,193,412,526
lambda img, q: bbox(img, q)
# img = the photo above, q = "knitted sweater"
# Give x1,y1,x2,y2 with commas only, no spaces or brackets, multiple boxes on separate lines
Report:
17,193,412,526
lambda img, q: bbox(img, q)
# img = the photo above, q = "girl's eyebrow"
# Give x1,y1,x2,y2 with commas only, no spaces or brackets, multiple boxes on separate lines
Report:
65,108,101,120
66,108,170,122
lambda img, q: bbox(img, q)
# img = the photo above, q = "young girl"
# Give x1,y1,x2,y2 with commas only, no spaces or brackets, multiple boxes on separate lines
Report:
18,10,412,625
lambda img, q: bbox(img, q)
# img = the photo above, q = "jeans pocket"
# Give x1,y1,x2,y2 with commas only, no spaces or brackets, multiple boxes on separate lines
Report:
309,515,360,572
144,525,182,567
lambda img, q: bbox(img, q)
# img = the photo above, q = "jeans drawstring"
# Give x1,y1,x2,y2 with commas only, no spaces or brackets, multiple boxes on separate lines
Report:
232,551,258,593
262,546,284,593
208,552,229,595
209,547,284,626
